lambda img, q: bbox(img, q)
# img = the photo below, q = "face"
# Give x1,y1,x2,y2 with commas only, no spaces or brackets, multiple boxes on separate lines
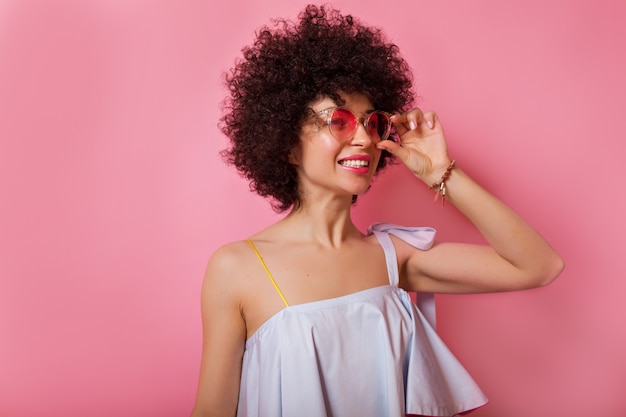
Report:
291,92,384,203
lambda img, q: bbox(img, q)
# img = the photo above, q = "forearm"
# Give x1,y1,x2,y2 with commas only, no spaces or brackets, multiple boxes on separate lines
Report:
440,166,564,285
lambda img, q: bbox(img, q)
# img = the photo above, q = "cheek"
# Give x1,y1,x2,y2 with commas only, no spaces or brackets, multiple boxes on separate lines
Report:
315,133,339,148
301,135,342,159
373,150,386,171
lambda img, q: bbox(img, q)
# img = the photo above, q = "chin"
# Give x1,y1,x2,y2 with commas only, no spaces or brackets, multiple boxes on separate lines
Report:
349,185,373,198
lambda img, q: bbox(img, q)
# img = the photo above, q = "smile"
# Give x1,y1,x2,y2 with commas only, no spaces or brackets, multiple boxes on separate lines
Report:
339,159,370,168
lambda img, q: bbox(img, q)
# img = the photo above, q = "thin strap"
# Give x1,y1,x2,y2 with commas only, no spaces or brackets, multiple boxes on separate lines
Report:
246,240,289,307
371,230,399,287
368,224,437,329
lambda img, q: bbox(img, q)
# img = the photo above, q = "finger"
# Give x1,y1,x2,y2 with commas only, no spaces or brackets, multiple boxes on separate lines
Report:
392,108,425,135
376,138,412,163
406,108,425,131
423,111,437,129
390,113,410,136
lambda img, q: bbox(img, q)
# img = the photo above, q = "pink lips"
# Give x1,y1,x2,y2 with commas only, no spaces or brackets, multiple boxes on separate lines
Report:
338,154,372,174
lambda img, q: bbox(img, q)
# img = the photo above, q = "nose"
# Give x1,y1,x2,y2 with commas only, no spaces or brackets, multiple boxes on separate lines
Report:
350,120,374,147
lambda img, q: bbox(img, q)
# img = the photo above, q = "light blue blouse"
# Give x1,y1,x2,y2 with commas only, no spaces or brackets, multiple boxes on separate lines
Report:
237,224,488,416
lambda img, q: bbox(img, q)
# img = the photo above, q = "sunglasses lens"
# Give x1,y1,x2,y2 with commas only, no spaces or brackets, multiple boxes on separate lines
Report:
367,112,391,142
326,108,391,142
329,108,357,140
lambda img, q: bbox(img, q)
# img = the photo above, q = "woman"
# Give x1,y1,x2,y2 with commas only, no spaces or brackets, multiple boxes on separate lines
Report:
191,5,564,417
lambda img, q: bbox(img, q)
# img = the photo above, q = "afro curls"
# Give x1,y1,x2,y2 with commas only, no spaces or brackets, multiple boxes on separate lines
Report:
220,4,415,211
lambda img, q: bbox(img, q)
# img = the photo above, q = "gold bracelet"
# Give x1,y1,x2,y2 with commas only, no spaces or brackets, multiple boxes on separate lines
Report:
430,160,456,207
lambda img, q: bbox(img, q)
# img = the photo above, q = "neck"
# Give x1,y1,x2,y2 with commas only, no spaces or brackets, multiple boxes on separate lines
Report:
283,195,361,248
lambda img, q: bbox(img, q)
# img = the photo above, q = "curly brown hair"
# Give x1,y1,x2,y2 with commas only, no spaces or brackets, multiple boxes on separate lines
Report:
220,4,415,211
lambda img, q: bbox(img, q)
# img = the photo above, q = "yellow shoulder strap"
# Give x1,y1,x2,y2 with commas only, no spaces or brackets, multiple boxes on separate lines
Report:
246,240,289,307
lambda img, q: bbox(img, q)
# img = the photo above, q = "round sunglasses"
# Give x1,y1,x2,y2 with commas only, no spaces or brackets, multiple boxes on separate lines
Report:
316,107,393,143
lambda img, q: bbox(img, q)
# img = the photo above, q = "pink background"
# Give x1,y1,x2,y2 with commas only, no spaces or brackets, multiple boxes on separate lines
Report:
1,1,624,416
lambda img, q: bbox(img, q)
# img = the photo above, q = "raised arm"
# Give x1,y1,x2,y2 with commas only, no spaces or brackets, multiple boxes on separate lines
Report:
191,245,247,417
378,110,564,293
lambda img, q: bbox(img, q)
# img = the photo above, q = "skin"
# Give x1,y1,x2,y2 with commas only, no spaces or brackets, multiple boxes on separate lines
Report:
190,92,565,417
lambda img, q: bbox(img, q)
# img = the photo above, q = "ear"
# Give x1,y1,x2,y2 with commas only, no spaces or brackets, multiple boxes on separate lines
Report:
288,148,300,166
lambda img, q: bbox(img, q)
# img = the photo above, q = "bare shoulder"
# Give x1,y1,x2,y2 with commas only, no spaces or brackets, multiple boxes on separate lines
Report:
206,240,254,273
205,236,294,338
201,240,266,318
205,240,255,284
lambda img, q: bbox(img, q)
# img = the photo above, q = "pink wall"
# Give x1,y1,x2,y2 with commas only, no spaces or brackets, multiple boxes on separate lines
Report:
1,1,624,415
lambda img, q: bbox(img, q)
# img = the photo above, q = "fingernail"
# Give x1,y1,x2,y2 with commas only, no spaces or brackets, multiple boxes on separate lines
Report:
409,120,417,130
427,119,434,129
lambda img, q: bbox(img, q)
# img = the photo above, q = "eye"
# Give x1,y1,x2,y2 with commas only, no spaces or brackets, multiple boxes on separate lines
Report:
329,109,356,133
330,116,348,129
367,112,390,140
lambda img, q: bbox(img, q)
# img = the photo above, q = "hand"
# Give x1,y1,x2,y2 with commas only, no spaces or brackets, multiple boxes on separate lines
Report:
377,108,452,185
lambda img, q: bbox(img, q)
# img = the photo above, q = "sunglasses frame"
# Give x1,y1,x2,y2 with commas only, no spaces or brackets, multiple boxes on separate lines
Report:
315,107,394,143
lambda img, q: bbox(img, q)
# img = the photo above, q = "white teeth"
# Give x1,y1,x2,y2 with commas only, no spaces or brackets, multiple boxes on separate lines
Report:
340,160,369,168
